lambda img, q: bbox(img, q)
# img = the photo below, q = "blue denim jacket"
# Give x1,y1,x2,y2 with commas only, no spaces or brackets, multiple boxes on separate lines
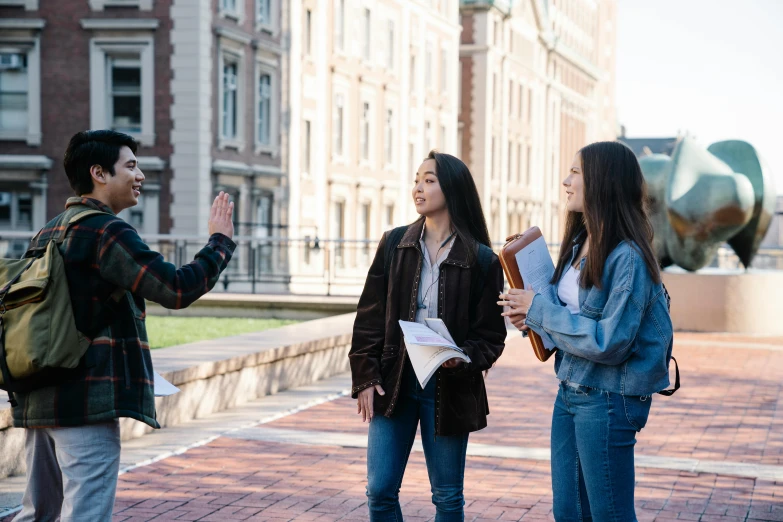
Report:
524,238,673,396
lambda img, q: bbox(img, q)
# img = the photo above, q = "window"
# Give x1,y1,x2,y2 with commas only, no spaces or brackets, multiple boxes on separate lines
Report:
333,93,344,157
90,37,154,145
440,47,447,93
517,143,523,184
494,20,501,46
255,193,273,238
363,8,371,62
508,79,513,114
257,0,271,26
221,61,239,140
305,9,312,56
508,140,513,182
519,84,524,118
334,0,344,52
491,137,496,179
526,144,532,185
303,119,311,175
0,191,32,231
257,73,272,146
220,0,239,18
409,143,416,178
423,121,430,154
108,56,141,134
426,42,433,85
333,201,345,267
492,73,497,110
387,20,395,69
409,55,416,93
440,124,446,150
360,101,370,161
384,204,394,230
526,88,532,124
0,53,28,134
359,202,371,260
384,109,393,166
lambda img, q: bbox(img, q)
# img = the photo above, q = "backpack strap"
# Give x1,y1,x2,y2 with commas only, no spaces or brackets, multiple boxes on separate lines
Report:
657,356,680,396
656,282,680,396
56,209,111,244
475,243,494,284
383,225,409,290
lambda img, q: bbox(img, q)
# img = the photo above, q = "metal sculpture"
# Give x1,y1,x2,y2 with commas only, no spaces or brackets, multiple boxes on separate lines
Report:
638,137,776,271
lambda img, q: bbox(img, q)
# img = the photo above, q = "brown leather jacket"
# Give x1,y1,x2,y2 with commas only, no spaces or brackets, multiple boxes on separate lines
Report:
349,221,507,436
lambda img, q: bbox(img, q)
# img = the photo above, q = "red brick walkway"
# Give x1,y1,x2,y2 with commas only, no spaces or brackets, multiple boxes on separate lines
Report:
5,332,783,521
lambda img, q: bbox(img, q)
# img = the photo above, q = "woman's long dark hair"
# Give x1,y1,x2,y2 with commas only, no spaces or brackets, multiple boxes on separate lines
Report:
552,141,661,289
419,150,492,265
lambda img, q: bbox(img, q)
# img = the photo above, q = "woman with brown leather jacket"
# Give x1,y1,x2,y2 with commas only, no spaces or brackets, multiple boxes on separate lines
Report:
349,151,507,521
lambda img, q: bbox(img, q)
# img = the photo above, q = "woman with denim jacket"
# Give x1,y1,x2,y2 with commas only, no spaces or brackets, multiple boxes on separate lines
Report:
498,141,674,522
349,151,507,522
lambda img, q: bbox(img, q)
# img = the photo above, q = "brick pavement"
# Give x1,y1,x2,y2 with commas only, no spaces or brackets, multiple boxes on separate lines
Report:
4,332,783,521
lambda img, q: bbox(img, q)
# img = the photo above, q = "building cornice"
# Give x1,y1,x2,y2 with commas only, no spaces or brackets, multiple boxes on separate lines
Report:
137,156,166,171
0,19,45,30
215,25,253,46
212,159,283,178
551,40,603,81
80,18,159,30
0,154,53,170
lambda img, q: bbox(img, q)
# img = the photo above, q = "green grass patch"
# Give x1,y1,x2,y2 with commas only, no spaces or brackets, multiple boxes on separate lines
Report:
145,316,300,349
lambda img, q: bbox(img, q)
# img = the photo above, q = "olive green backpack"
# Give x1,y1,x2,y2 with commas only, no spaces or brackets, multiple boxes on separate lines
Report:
0,209,112,404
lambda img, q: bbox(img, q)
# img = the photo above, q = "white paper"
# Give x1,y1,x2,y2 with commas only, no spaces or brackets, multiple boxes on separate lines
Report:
153,371,180,397
398,320,459,350
514,236,555,292
424,318,457,347
399,320,471,388
513,236,557,351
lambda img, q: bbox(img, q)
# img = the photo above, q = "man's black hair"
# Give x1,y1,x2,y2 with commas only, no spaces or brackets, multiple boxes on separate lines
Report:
63,130,139,196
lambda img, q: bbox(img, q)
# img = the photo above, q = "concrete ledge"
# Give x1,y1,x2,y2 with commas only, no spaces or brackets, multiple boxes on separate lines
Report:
0,313,356,479
146,293,359,321
662,269,783,335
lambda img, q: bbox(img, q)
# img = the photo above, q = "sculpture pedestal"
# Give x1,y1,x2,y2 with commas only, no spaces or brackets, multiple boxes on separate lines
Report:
662,269,783,334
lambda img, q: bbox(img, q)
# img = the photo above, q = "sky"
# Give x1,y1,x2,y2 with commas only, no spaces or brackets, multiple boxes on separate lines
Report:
615,0,783,194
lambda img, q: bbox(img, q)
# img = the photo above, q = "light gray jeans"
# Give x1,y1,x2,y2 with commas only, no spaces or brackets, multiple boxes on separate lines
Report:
15,420,121,522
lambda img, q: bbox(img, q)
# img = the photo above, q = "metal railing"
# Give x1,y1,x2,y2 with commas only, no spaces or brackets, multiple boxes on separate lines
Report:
0,230,781,295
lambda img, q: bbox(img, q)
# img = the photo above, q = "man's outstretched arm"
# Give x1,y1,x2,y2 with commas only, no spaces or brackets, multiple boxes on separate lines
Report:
97,192,237,309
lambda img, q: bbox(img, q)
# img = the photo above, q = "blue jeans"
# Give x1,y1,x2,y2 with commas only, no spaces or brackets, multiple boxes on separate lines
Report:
550,382,652,522
366,365,469,522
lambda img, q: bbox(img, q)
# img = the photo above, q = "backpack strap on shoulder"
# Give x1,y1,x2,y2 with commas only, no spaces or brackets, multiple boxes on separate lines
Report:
474,243,494,287
383,225,409,289
56,209,110,244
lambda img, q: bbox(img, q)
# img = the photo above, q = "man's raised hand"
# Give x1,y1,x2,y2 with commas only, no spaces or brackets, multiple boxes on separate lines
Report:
208,191,235,239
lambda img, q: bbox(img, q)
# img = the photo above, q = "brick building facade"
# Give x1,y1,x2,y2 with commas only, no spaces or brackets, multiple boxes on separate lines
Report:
0,0,285,245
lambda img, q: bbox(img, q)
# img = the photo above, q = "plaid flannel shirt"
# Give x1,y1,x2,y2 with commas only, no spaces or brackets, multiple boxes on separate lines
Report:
11,197,236,429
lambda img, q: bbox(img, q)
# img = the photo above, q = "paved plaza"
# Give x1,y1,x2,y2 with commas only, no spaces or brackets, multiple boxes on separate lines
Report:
3,331,783,521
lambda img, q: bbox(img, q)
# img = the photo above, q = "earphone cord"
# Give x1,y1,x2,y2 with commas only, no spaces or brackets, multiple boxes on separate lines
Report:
418,231,456,310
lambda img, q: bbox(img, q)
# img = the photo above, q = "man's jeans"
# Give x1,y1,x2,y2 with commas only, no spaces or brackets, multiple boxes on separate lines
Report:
15,421,121,522
551,382,652,522
366,366,469,522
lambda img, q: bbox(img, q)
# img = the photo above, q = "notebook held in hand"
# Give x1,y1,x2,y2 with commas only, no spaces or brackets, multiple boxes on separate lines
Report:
499,226,554,362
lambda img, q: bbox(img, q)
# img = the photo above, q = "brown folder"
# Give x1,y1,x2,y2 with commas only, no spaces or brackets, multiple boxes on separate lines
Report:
499,226,555,362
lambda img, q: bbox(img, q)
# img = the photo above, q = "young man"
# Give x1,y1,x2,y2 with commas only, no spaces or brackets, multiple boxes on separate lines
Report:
12,130,237,521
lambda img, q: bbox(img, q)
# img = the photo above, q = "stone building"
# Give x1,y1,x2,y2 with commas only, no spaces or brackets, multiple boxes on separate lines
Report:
458,0,617,244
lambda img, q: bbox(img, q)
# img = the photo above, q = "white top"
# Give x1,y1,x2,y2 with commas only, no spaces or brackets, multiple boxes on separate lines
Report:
558,266,581,315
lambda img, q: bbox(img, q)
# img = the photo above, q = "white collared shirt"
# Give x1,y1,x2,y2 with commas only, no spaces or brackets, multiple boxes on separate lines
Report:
414,227,455,324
